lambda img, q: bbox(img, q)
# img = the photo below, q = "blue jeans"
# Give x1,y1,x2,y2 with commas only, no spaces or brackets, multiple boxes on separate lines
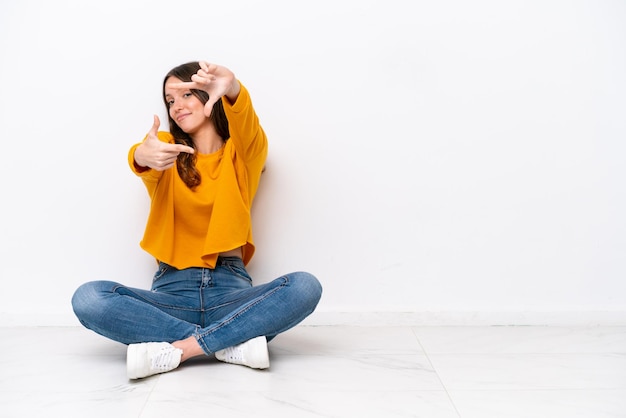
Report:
71,257,322,354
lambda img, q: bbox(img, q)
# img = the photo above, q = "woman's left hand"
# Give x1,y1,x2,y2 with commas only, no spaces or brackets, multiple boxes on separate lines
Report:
169,61,240,117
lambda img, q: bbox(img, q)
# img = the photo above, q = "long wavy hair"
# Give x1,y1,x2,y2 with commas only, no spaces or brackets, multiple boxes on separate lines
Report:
163,61,230,189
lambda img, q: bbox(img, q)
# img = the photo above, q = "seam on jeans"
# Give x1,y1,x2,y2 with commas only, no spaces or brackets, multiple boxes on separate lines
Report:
196,276,289,354
114,285,201,313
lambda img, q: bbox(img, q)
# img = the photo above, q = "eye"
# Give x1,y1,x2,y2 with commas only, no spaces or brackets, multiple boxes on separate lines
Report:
183,92,192,98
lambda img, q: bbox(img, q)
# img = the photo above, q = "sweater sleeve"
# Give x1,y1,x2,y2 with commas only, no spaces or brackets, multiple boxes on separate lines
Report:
127,132,171,196
222,83,268,171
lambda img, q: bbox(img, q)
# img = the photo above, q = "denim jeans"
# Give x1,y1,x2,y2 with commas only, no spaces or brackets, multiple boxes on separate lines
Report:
71,257,322,354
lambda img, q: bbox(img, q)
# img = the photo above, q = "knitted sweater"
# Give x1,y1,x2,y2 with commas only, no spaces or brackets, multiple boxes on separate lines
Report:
127,83,268,269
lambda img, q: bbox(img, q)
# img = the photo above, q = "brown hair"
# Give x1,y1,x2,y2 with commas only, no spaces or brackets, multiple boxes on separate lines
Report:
163,61,230,189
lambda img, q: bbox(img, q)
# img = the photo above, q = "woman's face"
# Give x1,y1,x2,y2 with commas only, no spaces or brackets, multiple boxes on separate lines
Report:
164,76,208,135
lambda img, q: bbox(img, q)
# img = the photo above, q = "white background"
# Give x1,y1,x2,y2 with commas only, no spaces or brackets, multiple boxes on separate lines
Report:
1,0,625,326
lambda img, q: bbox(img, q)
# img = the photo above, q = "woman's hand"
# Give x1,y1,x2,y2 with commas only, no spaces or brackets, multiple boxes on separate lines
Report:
134,115,195,171
169,61,241,117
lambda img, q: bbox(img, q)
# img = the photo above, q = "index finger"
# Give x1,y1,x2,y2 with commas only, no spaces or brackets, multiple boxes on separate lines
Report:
167,143,195,155
166,81,197,90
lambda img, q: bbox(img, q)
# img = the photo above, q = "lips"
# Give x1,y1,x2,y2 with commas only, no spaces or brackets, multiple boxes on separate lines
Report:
176,113,191,122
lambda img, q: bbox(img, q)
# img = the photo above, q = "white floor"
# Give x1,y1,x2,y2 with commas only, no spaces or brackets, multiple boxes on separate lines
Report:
1,325,626,418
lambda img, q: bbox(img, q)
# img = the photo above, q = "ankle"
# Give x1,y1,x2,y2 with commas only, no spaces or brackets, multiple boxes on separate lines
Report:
173,336,205,362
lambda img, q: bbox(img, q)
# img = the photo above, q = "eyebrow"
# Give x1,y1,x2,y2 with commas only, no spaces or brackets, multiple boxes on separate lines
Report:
164,89,191,97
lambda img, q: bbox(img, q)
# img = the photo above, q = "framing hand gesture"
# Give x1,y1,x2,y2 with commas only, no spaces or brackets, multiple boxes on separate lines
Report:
168,61,240,117
134,115,195,171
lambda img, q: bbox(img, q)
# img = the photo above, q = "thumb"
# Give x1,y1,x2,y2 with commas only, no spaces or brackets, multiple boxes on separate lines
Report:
204,99,217,118
148,115,160,137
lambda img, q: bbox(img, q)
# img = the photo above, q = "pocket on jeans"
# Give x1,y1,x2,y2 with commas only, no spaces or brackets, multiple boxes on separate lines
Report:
152,262,170,283
223,259,252,283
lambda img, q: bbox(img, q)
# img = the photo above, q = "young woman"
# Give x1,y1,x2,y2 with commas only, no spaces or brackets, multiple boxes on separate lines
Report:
72,61,322,379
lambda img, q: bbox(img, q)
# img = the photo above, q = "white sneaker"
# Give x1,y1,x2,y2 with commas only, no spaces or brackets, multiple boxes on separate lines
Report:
215,336,270,369
127,342,183,379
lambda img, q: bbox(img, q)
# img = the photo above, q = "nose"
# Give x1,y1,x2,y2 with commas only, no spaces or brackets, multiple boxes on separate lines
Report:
170,100,184,114
172,99,182,110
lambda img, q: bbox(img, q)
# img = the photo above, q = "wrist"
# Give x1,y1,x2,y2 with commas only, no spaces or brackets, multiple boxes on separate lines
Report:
133,146,149,171
225,79,241,103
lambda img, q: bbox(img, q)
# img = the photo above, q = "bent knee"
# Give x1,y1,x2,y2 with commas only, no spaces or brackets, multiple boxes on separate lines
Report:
290,271,323,304
71,281,115,320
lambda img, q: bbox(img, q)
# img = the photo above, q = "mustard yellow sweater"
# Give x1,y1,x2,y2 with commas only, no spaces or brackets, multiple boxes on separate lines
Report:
127,84,268,269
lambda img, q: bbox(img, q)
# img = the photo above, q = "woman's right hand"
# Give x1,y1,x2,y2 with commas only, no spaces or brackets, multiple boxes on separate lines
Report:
133,115,195,171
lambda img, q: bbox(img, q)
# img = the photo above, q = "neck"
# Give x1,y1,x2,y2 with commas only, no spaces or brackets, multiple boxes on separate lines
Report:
194,137,224,154
191,122,224,154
